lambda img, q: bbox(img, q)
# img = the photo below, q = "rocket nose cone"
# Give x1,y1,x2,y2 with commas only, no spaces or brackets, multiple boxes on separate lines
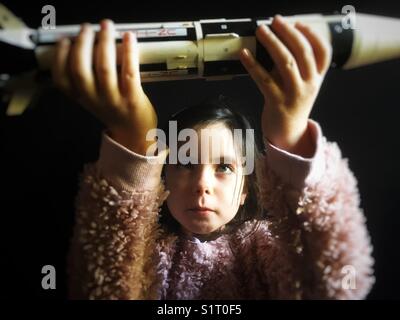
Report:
344,13,400,69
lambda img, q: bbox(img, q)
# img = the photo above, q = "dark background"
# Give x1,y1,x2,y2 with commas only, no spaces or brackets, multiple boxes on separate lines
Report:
0,0,399,300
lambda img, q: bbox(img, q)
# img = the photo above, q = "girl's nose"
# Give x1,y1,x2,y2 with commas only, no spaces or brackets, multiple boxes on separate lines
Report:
195,184,210,195
193,166,213,195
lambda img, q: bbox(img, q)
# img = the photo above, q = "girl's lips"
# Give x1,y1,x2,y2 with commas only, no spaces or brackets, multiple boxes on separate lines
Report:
188,208,215,216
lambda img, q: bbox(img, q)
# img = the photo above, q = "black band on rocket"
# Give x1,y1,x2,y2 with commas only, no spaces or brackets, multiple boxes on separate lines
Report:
328,21,354,68
256,39,274,72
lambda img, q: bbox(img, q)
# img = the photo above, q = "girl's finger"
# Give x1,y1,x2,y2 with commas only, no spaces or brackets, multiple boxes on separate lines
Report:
295,22,332,74
271,15,317,81
95,19,121,107
121,31,142,101
239,48,279,97
256,23,302,92
52,37,72,95
70,23,98,106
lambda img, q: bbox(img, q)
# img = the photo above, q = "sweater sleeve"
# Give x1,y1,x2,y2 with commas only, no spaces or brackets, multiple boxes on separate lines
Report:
67,131,169,299
255,119,375,299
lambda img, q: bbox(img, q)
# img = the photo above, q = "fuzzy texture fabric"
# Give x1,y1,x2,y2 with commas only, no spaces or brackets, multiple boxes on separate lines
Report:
68,120,374,299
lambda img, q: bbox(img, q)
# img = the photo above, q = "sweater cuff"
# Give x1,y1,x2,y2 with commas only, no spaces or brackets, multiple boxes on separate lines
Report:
264,119,325,190
97,131,168,191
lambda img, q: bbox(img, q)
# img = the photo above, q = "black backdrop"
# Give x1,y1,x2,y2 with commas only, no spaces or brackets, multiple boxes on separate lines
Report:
0,0,399,300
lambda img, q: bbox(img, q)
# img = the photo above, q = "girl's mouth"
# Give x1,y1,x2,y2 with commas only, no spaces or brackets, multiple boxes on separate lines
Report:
188,207,215,216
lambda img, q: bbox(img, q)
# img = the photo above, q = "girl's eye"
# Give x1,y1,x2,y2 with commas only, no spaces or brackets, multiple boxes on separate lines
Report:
176,163,234,174
216,164,234,174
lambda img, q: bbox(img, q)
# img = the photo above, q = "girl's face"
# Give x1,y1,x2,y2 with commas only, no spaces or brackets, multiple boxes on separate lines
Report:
164,122,247,237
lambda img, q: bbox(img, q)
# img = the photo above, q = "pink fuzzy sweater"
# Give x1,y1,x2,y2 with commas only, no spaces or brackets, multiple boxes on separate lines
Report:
68,120,374,299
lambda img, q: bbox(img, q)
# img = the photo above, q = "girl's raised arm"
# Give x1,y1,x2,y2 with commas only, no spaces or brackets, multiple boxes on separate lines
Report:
52,19,157,155
53,20,169,299
239,16,374,299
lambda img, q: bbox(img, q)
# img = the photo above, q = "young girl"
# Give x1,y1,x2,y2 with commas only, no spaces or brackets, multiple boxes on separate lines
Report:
53,15,374,299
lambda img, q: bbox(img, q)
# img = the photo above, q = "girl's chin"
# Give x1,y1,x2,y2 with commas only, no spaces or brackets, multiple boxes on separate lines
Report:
181,224,224,240
183,226,216,236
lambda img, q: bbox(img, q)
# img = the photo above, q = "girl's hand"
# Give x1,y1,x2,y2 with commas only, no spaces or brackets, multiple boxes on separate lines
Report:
52,19,157,155
240,15,332,157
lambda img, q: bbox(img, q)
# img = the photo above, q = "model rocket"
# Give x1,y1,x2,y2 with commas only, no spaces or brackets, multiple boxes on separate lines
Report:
1,3,400,115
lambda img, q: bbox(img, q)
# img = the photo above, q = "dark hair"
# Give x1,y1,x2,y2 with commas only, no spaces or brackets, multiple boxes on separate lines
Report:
158,94,265,236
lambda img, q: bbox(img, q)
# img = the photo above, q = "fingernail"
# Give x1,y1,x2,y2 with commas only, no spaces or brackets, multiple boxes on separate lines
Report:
260,24,270,33
242,48,253,60
124,31,136,43
101,19,111,30
81,23,90,31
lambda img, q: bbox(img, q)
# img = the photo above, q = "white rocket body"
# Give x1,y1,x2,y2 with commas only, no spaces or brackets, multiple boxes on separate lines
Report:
29,13,400,83
1,2,400,115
